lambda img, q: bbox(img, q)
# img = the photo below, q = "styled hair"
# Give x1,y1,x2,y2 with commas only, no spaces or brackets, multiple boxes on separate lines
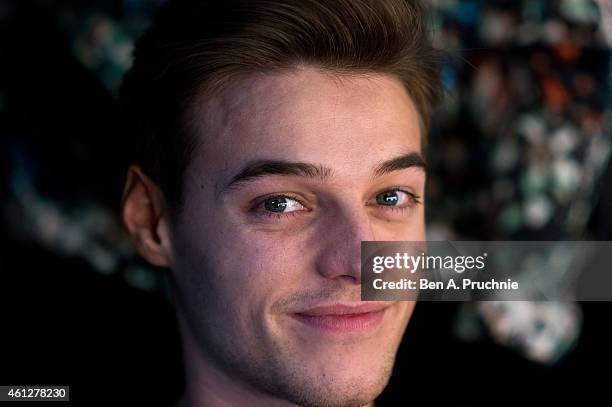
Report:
119,0,443,210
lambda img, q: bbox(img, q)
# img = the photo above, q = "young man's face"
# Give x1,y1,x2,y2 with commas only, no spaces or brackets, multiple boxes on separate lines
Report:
168,66,424,406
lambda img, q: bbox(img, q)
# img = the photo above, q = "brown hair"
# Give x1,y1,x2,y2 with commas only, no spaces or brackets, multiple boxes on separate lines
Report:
119,0,443,210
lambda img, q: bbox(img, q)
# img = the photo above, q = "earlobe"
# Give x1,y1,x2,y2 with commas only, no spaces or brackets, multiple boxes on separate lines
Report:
121,165,173,268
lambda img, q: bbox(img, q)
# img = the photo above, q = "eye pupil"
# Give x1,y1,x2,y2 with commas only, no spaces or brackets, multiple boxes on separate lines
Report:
377,191,399,205
264,197,288,212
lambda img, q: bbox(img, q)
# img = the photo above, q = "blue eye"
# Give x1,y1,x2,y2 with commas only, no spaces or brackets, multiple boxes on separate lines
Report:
263,196,302,213
253,195,307,219
251,188,420,221
377,190,400,205
375,189,419,207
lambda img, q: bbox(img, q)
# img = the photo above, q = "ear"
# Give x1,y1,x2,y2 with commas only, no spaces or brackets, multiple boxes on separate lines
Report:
121,165,174,268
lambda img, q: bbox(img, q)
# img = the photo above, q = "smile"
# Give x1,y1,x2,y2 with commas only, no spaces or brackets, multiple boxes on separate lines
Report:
290,302,391,334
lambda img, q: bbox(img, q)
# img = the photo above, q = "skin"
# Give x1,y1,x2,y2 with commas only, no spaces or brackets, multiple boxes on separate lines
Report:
121,65,424,407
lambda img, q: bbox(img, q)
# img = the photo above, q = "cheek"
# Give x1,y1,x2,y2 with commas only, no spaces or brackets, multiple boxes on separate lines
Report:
171,232,278,343
188,223,306,307
408,213,426,240
199,233,310,342
379,208,426,241
177,191,309,290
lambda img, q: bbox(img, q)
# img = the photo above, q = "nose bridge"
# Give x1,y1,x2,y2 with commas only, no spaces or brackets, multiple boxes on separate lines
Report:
314,203,376,282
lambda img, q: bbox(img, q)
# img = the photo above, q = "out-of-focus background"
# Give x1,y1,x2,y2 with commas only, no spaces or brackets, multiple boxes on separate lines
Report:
1,0,611,404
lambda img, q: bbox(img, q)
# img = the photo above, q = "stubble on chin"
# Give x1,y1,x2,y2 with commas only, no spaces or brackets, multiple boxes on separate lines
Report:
221,302,412,407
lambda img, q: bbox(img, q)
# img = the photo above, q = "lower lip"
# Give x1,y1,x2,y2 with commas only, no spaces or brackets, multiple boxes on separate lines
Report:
291,309,387,334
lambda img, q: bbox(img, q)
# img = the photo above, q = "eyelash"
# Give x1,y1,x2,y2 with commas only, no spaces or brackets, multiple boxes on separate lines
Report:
251,188,421,220
376,188,422,214
251,193,307,220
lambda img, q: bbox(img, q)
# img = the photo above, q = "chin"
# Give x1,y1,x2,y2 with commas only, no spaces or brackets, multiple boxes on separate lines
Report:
276,369,388,407
283,342,396,404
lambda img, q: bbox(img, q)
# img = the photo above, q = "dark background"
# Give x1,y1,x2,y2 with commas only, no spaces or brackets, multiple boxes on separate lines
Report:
1,0,612,405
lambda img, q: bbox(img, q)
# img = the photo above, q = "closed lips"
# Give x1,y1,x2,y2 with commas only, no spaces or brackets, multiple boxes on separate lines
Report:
295,303,391,316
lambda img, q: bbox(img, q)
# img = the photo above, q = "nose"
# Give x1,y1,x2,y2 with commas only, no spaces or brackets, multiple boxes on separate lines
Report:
313,207,376,283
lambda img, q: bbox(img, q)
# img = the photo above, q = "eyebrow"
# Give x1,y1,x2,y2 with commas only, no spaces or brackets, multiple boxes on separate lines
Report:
216,151,426,197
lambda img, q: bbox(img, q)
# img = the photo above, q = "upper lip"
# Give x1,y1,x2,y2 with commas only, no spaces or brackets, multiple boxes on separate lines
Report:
295,302,392,316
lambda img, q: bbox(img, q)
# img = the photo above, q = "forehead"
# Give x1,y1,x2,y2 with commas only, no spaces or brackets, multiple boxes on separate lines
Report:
187,66,421,178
